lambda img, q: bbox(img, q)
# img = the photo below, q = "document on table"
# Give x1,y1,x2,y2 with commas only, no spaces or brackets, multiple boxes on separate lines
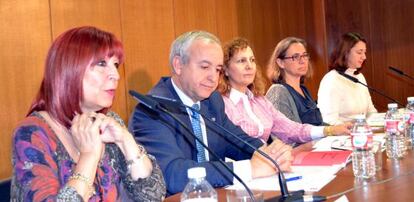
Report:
226,165,341,192
313,135,385,152
313,136,351,151
367,112,385,127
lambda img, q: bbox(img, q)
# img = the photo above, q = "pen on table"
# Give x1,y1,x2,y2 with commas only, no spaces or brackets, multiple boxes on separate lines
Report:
331,146,350,151
286,176,302,182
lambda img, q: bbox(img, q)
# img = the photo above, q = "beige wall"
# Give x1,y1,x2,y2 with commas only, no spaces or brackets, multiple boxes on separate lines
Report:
1,0,414,180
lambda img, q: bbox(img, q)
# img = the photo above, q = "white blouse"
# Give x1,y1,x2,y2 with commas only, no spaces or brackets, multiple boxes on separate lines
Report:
317,69,377,125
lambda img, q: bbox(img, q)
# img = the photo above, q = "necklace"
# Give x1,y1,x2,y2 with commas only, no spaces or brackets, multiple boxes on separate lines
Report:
39,111,81,162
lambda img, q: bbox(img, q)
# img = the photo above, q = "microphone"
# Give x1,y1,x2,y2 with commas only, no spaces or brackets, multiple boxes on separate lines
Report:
129,90,159,110
149,94,326,202
389,66,414,81
337,71,404,107
129,90,258,202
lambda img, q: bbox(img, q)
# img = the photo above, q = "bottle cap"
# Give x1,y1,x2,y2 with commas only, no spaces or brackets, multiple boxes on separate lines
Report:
187,167,206,179
388,103,398,109
407,97,414,102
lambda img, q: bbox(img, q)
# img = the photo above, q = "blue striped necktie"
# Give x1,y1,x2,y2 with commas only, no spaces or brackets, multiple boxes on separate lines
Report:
190,104,206,162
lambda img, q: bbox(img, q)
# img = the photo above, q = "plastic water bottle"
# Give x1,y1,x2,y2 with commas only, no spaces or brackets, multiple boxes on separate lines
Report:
351,114,375,178
404,97,414,148
180,167,217,202
384,103,406,158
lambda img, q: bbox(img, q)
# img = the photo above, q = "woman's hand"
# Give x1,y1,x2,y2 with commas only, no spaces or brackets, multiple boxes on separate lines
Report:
95,113,129,144
330,122,353,135
71,112,104,157
93,113,153,179
69,112,105,200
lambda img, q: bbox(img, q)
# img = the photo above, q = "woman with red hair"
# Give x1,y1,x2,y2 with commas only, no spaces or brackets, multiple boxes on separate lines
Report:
11,26,165,201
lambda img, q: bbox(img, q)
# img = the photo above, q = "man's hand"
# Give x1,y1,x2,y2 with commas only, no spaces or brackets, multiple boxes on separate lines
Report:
250,139,292,179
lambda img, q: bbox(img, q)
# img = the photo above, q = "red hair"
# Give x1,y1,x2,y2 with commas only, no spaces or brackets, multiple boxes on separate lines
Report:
28,26,124,128
218,38,266,96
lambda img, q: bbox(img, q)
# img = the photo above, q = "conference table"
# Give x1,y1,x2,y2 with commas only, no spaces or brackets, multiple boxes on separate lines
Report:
165,140,414,202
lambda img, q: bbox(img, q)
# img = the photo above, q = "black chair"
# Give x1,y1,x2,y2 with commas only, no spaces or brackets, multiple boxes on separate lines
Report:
0,178,11,201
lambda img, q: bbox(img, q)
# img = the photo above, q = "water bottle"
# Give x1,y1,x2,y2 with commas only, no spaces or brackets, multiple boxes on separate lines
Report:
351,114,375,178
181,167,217,202
404,97,414,148
384,103,406,158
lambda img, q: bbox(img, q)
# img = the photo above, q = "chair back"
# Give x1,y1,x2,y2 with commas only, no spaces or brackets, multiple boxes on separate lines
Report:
0,178,11,201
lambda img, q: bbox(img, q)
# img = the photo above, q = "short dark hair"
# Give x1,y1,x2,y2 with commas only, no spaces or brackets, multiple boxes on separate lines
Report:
28,26,124,128
329,32,367,75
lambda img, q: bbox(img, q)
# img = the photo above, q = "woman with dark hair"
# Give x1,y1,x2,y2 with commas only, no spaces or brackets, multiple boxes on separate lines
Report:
266,37,323,126
218,38,350,145
318,32,377,125
11,26,165,201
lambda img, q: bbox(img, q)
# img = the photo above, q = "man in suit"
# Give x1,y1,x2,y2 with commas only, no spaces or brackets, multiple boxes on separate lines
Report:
129,31,292,195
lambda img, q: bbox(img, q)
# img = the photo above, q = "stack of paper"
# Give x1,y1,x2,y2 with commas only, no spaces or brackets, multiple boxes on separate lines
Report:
313,136,351,151
228,135,387,193
313,135,385,151
227,165,341,192
367,112,386,127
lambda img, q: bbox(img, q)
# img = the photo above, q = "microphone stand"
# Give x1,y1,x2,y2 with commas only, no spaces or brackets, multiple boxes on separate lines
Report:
338,71,404,107
129,91,257,202
149,95,326,202
389,66,414,81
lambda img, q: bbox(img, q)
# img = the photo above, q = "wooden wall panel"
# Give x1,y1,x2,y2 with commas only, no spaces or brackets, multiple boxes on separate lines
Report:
5,0,414,182
249,0,281,77
0,0,51,179
303,0,329,98
172,0,217,35
279,0,307,39
324,0,372,56
215,0,239,42
369,0,414,109
49,0,128,120
324,0,414,110
235,0,254,42
120,0,175,115
324,0,378,107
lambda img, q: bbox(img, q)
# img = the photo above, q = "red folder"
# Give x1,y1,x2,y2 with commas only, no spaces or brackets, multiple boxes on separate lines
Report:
292,151,352,166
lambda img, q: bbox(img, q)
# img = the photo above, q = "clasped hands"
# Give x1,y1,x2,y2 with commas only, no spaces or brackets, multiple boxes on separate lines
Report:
70,112,152,179
251,139,292,179
70,112,129,157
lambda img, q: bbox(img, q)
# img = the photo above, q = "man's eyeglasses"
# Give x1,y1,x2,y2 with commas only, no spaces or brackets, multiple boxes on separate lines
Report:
282,53,310,62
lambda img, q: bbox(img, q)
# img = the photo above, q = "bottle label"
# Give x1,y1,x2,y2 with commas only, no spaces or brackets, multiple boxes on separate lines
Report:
385,120,404,132
351,132,373,149
410,113,414,124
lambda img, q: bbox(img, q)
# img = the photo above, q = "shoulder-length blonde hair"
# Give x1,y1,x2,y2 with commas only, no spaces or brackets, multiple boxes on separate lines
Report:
217,37,266,96
268,37,312,84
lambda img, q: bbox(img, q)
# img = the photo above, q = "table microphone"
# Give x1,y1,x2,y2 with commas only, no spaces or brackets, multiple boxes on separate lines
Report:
389,66,414,81
337,71,404,106
149,94,327,202
129,90,258,202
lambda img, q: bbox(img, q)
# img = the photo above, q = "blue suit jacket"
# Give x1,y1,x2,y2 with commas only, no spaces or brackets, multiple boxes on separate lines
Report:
128,77,263,195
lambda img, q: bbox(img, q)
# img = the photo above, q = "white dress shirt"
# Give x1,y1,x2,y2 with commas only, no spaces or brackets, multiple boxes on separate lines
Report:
171,79,252,183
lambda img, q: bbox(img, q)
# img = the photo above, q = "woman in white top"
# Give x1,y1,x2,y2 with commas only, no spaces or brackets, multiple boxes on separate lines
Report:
318,32,377,125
